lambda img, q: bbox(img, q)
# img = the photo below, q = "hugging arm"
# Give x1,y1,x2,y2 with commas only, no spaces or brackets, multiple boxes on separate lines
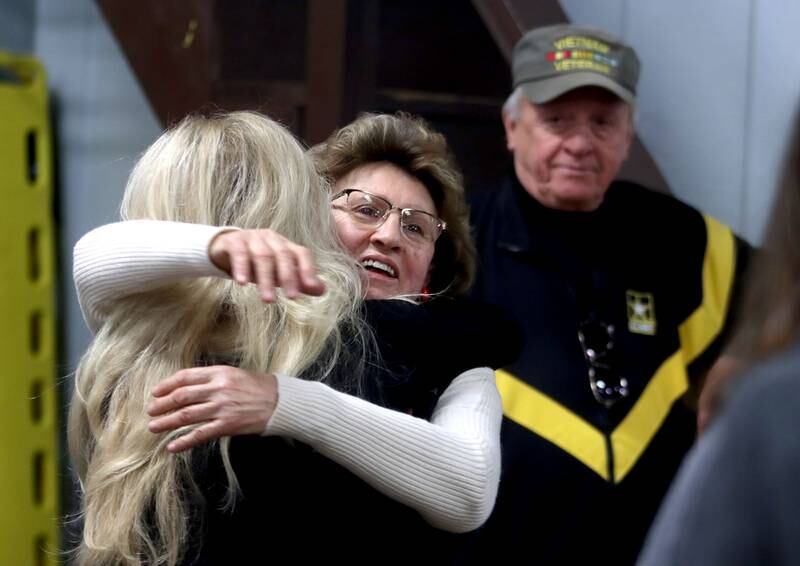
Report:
146,365,500,533
73,220,324,332
73,219,502,532
269,366,501,532
73,221,230,332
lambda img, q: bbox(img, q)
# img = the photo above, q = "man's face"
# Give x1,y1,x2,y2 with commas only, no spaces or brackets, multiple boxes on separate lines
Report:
503,87,634,211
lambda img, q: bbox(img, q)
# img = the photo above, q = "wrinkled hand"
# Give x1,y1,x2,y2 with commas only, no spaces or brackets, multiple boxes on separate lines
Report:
147,366,279,453
209,228,325,302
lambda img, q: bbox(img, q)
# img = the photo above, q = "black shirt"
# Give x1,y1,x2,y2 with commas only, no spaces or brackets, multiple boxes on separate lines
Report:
183,298,521,565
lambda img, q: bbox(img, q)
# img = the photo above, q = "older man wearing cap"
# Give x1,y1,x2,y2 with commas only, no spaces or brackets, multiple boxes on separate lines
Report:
460,24,750,564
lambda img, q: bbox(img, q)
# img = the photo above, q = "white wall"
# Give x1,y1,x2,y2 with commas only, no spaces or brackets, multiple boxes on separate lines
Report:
561,0,800,244
34,0,161,373
0,0,35,53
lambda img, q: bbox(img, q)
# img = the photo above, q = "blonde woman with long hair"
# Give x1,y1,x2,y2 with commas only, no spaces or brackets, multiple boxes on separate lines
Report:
71,112,515,565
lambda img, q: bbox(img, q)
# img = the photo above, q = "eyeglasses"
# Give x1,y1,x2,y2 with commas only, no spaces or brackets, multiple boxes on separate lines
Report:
578,320,629,407
330,189,446,245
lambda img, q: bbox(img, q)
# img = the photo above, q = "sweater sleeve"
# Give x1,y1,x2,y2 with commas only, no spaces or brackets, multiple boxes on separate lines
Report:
73,220,234,333
266,366,502,533
73,221,503,533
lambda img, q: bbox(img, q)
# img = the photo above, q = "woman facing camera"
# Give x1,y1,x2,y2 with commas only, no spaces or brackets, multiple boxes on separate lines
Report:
71,112,518,565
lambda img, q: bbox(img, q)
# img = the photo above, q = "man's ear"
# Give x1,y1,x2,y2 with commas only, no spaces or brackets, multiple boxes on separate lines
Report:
621,125,634,161
622,109,635,160
502,111,517,152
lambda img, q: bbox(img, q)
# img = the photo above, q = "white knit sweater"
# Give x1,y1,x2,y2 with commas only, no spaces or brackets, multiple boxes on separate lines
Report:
73,220,502,532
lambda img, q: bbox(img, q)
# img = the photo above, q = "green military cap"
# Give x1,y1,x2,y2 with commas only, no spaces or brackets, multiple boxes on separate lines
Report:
513,24,640,104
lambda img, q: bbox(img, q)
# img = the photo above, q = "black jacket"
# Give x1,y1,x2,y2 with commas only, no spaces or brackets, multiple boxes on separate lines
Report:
459,174,750,565
184,298,521,565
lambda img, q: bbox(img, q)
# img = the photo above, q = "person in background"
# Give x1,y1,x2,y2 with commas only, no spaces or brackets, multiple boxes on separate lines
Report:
458,23,751,564
71,111,517,565
638,105,800,566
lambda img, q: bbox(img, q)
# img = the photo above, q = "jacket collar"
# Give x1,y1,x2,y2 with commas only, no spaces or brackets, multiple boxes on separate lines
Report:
495,173,534,253
495,171,613,257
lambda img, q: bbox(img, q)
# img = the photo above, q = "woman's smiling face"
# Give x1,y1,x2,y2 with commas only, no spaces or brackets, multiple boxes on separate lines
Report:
331,162,437,299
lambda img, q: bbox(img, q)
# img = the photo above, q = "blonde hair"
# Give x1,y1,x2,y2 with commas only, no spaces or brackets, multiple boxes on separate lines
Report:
68,111,366,566
311,112,476,295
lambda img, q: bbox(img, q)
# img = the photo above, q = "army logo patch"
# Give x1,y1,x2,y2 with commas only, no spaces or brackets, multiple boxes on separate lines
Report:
626,290,656,335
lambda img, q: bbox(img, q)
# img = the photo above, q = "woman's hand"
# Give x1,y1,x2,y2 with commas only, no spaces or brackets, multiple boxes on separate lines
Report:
209,228,325,302
147,365,279,453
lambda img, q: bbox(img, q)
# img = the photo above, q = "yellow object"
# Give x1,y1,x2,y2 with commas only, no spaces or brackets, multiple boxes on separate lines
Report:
0,51,59,565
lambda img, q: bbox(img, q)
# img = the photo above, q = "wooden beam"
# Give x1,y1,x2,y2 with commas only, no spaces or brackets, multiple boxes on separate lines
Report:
95,0,215,126
342,0,379,121
470,0,524,62
212,79,306,134
304,0,348,144
377,88,503,119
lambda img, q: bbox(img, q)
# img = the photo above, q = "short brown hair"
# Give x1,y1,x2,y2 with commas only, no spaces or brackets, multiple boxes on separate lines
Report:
311,112,476,296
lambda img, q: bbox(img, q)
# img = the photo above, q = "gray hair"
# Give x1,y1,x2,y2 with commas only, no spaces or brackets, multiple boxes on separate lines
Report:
502,87,525,122
501,86,637,124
